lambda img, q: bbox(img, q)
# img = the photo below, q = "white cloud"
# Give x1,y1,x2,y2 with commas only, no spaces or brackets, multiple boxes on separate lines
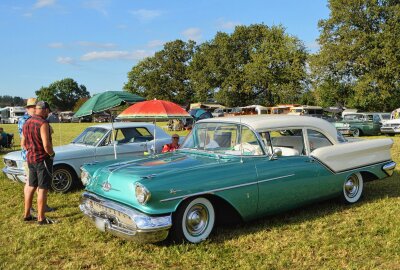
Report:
130,9,162,22
217,19,240,30
80,50,152,61
48,42,64,48
83,0,109,16
34,0,55,9
147,40,164,48
56,56,75,65
182,28,202,42
306,41,320,52
76,41,116,48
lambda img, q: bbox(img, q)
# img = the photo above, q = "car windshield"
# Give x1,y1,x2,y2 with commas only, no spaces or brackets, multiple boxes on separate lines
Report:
381,114,390,120
181,122,264,156
344,114,365,121
72,127,108,146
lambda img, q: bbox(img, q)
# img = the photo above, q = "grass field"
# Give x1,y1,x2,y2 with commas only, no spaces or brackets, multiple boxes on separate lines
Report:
0,123,399,269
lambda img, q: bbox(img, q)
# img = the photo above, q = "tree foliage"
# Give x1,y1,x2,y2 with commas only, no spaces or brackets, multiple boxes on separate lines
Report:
36,78,90,111
124,25,307,107
124,40,195,105
189,24,308,106
310,0,400,111
0,95,25,107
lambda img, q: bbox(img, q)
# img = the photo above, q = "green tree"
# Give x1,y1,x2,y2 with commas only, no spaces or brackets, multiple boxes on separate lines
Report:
124,40,195,105
310,0,400,111
189,24,308,107
36,78,90,111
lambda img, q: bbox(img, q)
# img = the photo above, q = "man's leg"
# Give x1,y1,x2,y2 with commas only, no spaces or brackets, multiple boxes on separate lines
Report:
24,163,37,219
37,158,54,223
24,185,36,218
37,188,48,222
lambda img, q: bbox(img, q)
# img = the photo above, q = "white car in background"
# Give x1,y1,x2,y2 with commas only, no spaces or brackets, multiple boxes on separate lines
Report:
2,122,172,193
381,108,400,136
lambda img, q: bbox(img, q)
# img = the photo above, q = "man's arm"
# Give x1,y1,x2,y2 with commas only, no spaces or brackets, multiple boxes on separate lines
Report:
40,122,54,156
21,134,26,150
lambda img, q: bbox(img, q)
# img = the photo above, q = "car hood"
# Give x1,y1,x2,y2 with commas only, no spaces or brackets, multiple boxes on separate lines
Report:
3,143,93,163
85,150,240,210
53,143,95,160
3,150,23,162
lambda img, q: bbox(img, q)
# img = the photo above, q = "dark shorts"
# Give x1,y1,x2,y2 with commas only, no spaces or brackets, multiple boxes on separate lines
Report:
28,158,53,190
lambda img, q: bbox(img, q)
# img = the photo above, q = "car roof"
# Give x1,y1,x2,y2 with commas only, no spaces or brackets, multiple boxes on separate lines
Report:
198,115,339,140
89,122,156,129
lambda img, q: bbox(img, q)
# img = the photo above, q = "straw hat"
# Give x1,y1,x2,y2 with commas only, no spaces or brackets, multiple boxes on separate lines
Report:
26,98,37,108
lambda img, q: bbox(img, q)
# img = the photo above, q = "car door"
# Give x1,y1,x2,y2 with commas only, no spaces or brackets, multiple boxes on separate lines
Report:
254,129,322,216
94,127,150,161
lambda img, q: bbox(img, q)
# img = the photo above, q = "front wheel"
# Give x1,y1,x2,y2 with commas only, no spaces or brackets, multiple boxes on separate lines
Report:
352,129,361,137
170,197,215,243
342,172,364,204
51,165,77,193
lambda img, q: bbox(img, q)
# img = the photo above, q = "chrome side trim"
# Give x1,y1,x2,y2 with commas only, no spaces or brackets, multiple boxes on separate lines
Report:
382,161,396,176
160,174,295,202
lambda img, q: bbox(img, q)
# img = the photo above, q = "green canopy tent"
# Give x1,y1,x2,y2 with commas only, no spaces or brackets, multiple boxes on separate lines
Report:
74,91,145,159
74,91,145,118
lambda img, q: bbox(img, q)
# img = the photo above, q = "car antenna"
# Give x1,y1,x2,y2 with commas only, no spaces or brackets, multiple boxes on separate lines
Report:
239,117,243,163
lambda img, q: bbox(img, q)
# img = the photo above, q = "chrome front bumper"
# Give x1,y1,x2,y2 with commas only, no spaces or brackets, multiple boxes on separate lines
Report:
380,127,400,134
2,167,25,183
79,192,172,243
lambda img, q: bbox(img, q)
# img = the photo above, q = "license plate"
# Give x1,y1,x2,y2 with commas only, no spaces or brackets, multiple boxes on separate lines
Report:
87,200,132,224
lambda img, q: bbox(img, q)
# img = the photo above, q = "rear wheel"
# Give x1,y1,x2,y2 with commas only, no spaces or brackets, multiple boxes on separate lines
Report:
170,197,215,243
51,165,77,193
342,172,364,204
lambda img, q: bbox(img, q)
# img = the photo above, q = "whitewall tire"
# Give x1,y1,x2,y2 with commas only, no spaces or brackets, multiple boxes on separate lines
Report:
171,197,215,243
342,172,364,204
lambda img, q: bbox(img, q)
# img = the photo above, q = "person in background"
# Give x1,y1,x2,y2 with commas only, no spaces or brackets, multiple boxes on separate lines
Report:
0,127,8,147
22,101,56,225
162,134,180,152
19,98,54,214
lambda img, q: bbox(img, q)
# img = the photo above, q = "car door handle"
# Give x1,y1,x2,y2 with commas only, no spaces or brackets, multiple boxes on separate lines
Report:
306,158,315,163
139,143,146,146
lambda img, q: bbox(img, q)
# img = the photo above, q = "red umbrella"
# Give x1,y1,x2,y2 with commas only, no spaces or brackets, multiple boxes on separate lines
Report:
118,99,190,120
117,99,191,155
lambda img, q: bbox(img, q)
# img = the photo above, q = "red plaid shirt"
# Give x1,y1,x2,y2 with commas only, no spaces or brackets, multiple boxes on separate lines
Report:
23,115,52,164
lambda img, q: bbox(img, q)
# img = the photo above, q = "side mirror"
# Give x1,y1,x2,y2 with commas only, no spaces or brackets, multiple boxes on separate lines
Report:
269,148,282,160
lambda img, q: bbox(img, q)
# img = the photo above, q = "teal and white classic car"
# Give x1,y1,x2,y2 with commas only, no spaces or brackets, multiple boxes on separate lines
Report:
79,115,396,243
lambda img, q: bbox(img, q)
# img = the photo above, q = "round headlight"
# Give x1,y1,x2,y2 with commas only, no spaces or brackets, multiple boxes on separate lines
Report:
135,183,151,205
80,169,90,186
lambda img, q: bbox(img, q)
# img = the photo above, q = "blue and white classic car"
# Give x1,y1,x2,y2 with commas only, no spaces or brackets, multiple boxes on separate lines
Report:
79,116,396,243
2,122,172,192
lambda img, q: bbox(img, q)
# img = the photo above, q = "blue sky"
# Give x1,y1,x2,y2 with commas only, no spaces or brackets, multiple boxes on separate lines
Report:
0,0,330,99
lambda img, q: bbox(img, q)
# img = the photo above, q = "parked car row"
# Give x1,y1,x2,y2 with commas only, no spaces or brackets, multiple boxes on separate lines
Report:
2,115,397,244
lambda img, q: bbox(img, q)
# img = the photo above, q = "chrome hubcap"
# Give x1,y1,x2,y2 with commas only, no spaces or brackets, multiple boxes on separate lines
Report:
52,170,72,191
185,204,209,236
345,175,359,198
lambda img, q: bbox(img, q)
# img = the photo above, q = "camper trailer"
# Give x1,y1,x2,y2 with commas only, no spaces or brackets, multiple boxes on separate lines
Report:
0,107,25,124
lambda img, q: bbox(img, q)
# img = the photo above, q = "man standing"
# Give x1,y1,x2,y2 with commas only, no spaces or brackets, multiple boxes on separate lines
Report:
22,101,55,225
19,98,53,214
